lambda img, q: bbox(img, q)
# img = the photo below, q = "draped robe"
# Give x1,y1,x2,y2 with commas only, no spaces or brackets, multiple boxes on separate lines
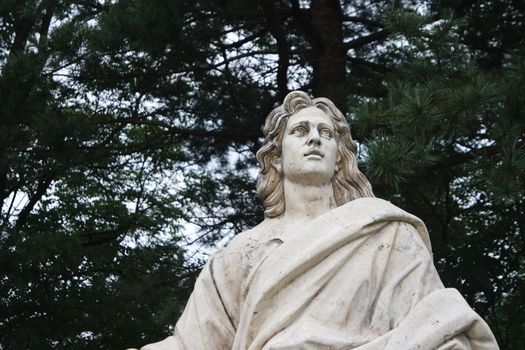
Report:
141,198,498,350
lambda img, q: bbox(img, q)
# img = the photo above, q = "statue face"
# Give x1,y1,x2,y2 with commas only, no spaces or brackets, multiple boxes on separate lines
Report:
279,107,339,185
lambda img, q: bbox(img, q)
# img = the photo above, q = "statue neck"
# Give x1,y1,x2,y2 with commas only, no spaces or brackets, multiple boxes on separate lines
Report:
282,178,337,222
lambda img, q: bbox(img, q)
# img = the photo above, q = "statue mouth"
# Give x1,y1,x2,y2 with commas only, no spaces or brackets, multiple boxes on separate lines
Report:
304,150,324,158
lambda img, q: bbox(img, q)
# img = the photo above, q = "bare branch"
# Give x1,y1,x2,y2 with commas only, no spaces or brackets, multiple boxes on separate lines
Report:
343,29,390,51
205,50,278,70
348,56,391,73
15,176,53,228
342,16,385,28
0,169,7,201
217,29,267,50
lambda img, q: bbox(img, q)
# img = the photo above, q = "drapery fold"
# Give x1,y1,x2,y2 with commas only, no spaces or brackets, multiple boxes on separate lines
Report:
141,198,498,350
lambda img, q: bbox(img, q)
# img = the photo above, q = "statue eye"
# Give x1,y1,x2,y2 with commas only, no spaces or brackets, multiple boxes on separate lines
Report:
291,125,307,136
320,128,333,138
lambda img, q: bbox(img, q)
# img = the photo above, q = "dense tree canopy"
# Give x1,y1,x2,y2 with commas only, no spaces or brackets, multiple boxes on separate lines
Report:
0,0,523,349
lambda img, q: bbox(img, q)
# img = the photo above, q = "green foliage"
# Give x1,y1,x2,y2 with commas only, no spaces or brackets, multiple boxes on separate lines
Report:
353,5,525,348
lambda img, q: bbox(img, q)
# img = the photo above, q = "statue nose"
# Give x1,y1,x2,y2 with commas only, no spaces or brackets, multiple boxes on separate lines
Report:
307,129,321,146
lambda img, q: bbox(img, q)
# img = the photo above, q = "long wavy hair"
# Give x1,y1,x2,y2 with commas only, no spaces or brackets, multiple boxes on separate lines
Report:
256,91,374,218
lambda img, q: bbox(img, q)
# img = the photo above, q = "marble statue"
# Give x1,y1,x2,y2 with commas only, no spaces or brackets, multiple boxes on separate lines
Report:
138,91,499,349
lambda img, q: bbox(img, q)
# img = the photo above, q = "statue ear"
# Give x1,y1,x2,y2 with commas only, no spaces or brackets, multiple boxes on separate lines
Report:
335,151,342,172
271,156,283,174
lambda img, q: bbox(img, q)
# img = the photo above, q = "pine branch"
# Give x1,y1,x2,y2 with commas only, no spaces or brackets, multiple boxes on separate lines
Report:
96,116,258,142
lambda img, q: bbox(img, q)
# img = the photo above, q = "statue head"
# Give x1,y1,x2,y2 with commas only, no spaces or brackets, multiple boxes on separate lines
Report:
256,91,374,218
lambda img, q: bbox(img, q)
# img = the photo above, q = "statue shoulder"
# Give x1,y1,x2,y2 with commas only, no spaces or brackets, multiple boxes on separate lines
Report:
347,197,406,215
339,197,432,253
343,197,422,226
369,197,432,250
209,219,278,289
220,219,277,255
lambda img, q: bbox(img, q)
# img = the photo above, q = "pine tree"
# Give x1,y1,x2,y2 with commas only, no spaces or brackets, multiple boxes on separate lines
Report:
354,4,525,348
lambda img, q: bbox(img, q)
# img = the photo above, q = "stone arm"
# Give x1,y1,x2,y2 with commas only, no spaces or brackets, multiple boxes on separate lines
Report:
378,222,499,350
139,249,239,350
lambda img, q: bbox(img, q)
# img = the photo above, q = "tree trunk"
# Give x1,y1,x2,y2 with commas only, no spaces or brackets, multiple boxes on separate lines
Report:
309,0,346,107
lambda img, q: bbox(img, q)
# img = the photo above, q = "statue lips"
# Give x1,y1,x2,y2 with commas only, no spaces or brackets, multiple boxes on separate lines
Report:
304,149,324,159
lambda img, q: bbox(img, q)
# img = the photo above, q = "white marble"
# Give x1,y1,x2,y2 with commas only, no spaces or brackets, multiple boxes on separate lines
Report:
137,91,499,349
